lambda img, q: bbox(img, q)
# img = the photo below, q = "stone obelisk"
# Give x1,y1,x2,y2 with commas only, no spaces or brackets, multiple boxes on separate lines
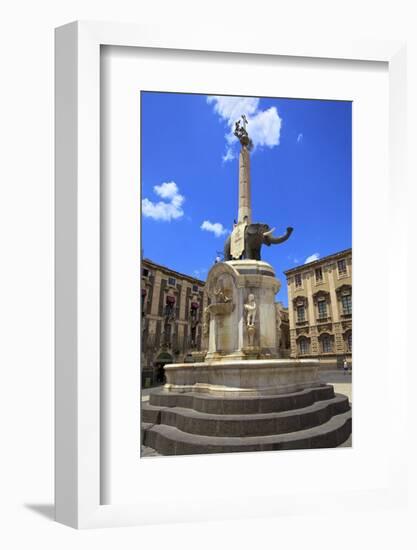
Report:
236,115,252,224
238,144,252,223
229,115,254,260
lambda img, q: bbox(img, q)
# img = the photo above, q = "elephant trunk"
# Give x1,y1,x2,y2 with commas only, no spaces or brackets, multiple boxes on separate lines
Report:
264,226,294,245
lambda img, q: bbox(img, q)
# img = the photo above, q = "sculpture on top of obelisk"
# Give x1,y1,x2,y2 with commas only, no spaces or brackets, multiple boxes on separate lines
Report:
224,115,294,262
234,115,253,225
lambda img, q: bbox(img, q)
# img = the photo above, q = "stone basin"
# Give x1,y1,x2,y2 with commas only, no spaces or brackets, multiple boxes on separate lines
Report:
164,358,320,397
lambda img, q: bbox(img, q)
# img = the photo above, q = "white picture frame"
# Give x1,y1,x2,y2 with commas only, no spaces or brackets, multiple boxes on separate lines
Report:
55,21,407,529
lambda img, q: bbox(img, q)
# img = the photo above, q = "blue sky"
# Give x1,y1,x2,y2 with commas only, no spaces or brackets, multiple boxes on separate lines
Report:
141,92,352,306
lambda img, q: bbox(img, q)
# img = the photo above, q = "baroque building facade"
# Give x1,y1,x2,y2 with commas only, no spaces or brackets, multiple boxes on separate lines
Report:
284,249,352,367
141,259,207,386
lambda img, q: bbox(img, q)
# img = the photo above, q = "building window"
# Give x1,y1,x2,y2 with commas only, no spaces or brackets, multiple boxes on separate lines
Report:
192,284,199,293
295,273,302,288
190,302,199,320
337,259,347,275
298,337,309,355
321,334,332,353
317,300,327,319
341,294,352,315
141,289,147,313
315,267,323,282
142,268,149,277
165,296,176,318
168,277,176,286
346,331,352,352
297,306,305,322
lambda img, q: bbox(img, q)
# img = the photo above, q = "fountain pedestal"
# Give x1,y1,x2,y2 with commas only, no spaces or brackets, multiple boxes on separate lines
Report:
204,260,281,361
163,259,320,395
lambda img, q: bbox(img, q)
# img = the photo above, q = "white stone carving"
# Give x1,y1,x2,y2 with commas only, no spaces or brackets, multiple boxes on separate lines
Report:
244,293,257,327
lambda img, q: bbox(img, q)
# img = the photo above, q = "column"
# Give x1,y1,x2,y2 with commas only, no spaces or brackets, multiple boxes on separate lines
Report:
287,278,297,358
238,146,252,223
150,271,163,317
305,271,319,355
328,265,344,355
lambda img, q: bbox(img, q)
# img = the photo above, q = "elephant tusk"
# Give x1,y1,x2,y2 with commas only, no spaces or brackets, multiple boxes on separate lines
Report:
266,226,294,244
262,227,276,237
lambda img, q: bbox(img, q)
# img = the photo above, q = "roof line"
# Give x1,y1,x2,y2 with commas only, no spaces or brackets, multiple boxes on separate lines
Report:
142,257,206,285
284,248,352,275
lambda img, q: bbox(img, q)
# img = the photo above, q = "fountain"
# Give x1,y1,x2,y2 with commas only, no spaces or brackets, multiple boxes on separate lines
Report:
142,115,351,455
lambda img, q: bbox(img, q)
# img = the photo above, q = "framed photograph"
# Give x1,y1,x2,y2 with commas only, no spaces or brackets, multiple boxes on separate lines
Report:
55,21,407,528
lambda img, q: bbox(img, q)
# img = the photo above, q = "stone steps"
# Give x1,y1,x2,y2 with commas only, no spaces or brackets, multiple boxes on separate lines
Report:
141,383,351,456
148,385,335,415
142,410,352,455
142,394,349,438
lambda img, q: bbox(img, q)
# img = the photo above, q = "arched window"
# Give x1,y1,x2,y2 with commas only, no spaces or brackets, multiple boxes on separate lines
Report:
313,290,330,321
320,333,333,353
317,299,327,319
336,285,352,316
293,296,308,324
298,337,310,355
297,305,305,322
341,294,352,315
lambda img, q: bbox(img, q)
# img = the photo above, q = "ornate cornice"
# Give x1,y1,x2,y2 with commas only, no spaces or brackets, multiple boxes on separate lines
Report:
336,284,352,298
293,296,308,307
312,290,330,303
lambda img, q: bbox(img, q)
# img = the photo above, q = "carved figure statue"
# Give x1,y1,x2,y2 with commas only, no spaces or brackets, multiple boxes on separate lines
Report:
244,294,257,327
224,223,293,261
234,115,253,150
213,286,231,303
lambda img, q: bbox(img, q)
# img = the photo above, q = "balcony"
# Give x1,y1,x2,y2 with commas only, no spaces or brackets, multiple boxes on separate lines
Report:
316,316,331,323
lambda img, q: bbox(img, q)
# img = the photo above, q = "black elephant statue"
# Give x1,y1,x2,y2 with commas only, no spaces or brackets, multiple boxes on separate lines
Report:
224,223,293,261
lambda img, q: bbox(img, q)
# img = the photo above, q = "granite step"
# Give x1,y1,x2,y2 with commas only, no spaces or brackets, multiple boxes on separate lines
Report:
142,394,349,437
148,384,335,415
142,409,352,455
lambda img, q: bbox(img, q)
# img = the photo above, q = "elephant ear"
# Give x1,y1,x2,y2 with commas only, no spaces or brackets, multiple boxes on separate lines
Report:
246,224,260,235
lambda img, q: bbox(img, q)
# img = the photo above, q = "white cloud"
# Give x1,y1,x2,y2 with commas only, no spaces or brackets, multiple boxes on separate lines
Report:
222,148,235,163
200,220,228,237
297,133,303,143
142,181,185,221
153,181,179,200
207,96,282,161
207,96,260,126
193,268,208,277
305,253,320,264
